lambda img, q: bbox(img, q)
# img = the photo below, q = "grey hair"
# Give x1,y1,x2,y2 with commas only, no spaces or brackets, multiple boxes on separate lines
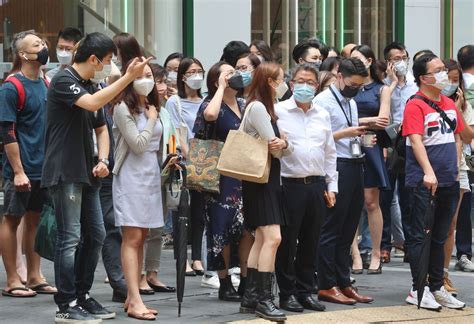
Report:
290,63,319,80
11,29,37,54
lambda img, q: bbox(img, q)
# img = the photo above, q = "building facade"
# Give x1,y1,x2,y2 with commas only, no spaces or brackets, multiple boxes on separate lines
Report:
0,0,473,76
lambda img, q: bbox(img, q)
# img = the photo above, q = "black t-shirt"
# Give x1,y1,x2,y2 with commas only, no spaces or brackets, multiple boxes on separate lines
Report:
41,67,106,188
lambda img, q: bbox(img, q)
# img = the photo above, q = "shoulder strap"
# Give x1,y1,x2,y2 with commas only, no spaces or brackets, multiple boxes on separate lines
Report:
43,77,50,88
171,95,186,128
239,102,255,131
413,94,456,131
4,75,26,111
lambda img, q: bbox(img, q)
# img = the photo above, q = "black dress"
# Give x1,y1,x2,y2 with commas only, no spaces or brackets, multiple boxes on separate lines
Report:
242,121,286,229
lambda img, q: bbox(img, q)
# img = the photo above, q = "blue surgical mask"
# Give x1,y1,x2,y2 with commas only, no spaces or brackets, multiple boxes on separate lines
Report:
441,83,458,97
240,71,252,87
293,83,316,103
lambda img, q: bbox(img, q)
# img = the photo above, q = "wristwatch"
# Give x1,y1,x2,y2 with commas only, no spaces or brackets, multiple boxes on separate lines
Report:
98,158,109,167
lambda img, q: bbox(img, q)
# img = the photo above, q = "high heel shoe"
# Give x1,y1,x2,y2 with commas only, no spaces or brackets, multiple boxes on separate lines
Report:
367,258,383,275
191,263,205,276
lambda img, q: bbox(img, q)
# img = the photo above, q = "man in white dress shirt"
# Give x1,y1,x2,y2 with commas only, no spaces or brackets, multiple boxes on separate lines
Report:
275,64,337,312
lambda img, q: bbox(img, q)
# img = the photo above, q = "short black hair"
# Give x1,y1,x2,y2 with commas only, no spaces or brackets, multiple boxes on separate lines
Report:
307,38,328,59
413,53,438,86
292,40,322,63
457,45,474,71
74,32,116,63
320,57,341,72
338,58,369,78
291,63,318,81
164,52,183,68
57,27,83,44
220,41,250,67
413,49,434,62
383,42,407,60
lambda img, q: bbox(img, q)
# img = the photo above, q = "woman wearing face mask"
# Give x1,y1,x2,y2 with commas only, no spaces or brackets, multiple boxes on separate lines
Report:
441,59,474,296
164,52,184,98
112,62,165,320
165,57,206,276
349,45,397,275
240,62,292,321
234,53,261,99
192,62,247,302
249,40,274,63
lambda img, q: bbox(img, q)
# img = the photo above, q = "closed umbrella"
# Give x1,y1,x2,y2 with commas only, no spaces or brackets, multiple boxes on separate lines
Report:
416,194,436,309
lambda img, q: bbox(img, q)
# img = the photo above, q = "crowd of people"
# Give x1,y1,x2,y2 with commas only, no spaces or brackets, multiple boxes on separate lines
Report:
0,26,473,323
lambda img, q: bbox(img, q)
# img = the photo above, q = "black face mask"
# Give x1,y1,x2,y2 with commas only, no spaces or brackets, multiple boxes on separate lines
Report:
228,73,245,90
24,47,49,65
340,84,359,98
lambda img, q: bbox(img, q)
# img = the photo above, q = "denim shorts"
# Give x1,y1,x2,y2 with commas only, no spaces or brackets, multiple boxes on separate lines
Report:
3,179,47,217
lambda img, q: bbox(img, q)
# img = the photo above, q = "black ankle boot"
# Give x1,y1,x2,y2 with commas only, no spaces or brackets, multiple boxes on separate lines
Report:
218,276,241,302
239,268,258,313
238,276,247,296
255,272,286,322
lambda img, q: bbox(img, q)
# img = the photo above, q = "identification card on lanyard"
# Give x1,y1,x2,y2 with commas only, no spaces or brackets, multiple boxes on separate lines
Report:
329,87,362,158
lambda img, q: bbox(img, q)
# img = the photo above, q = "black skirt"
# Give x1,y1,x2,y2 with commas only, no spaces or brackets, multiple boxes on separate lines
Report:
242,156,287,229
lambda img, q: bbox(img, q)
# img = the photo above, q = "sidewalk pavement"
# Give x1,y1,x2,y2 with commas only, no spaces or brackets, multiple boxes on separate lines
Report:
0,249,473,323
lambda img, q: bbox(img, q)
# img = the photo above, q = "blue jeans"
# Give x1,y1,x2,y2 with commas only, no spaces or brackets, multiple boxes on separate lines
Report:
358,209,372,253
50,183,106,306
406,182,459,291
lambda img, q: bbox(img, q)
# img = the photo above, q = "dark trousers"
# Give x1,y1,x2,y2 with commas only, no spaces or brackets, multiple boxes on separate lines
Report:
380,171,410,251
190,190,205,261
50,183,106,306
100,175,127,295
406,182,459,291
456,190,472,260
318,160,364,290
276,177,326,299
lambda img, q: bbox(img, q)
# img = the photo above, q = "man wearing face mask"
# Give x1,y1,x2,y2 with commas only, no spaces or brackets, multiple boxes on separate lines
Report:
45,27,83,81
42,32,152,323
402,53,466,310
0,30,55,298
274,64,336,313
314,58,375,305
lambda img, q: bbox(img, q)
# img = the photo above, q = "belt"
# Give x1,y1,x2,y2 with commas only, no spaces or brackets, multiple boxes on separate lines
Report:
282,176,325,185
337,157,365,164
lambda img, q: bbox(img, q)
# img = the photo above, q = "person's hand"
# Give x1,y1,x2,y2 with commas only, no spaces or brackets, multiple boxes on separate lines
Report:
167,86,178,98
386,62,398,84
145,105,158,120
125,56,154,80
455,88,465,111
14,172,31,192
326,191,336,207
345,126,367,138
423,173,438,195
218,70,232,89
269,137,287,151
93,162,109,178
374,116,390,128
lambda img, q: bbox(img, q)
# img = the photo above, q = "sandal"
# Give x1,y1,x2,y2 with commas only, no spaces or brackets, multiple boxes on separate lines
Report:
127,311,156,321
2,287,37,298
29,282,57,294
139,288,155,295
124,306,158,315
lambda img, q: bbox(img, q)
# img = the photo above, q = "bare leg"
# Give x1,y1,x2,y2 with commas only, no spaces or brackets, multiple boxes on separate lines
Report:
257,225,281,272
351,228,363,269
444,189,466,269
239,230,254,277
15,218,27,283
247,229,263,269
365,188,383,269
218,245,231,279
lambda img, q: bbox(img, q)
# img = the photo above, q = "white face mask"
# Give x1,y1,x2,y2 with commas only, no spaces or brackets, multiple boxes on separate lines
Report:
133,78,155,96
394,60,408,76
433,70,450,90
274,81,289,99
57,50,72,65
168,71,178,82
93,59,112,81
185,73,204,90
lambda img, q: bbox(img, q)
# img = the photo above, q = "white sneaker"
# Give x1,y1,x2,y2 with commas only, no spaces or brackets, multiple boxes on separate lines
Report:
454,255,474,272
201,274,220,289
229,267,241,276
433,286,466,309
231,273,240,288
405,287,442,310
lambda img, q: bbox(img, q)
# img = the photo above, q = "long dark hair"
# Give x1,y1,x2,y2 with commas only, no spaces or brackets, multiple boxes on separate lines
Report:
351,44,382,84
177,57,204,99
443,58,466,110
250,40,274,62
246,62,281,121
113,33,142,72
206,61,228,99
112,60,160,115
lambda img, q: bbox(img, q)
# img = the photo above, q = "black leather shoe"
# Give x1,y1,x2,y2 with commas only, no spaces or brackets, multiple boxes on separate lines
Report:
112,290,127,303
218,276,241,302
280,295,304,312
298,295,326,311
147,281,176,293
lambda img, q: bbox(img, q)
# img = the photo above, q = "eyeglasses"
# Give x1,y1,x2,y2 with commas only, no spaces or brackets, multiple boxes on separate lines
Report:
424,68,448,75
184,69,204,77
292,79,318,88
342,79,364,89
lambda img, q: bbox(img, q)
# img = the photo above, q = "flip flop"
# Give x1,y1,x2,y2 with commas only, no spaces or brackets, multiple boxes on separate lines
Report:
29,283,57,294
2,287,37,298
127,311,156,321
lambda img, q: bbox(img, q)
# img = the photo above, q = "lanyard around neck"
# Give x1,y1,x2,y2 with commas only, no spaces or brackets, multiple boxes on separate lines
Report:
329,87,352,127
